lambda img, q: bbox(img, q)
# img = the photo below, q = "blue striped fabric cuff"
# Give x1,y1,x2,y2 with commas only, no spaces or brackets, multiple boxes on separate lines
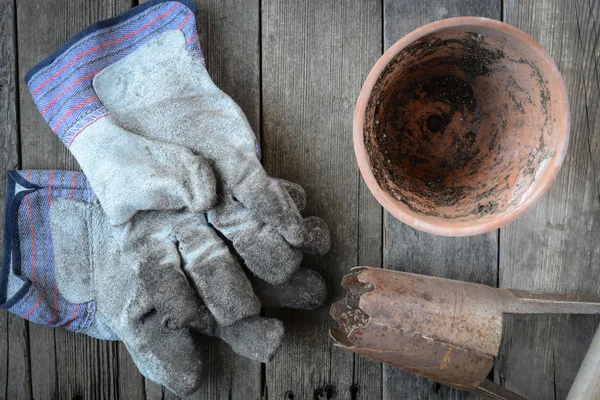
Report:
26,0,202,147
1,171,96,332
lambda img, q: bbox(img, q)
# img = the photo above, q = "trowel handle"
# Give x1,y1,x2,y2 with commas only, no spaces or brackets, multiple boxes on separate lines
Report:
473,379,526,400
501,289,600,315
566,322,600,400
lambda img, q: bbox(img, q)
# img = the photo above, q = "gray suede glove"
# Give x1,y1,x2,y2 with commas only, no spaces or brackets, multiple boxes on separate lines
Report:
2,169,328,397
27,1,305,248
50,198,204,396
93,29,307,251
49,198,327,396
26,1,219,226
111,178,329,327
50,176,329,327
27,2,312,289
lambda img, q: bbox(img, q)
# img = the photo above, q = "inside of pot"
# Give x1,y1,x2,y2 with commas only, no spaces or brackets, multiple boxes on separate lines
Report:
364,25,564,221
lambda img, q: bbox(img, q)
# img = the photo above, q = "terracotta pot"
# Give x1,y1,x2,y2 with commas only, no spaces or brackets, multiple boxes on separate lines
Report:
354,17,569,236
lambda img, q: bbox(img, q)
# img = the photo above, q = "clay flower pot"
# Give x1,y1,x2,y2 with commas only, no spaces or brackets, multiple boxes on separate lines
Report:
354,17,569,236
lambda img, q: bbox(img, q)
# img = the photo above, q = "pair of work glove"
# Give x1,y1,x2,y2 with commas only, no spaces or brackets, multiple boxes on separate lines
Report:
2,170,327,395
2,0,330,396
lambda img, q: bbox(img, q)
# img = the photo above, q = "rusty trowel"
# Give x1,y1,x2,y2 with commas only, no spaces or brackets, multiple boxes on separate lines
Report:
330,267,600,400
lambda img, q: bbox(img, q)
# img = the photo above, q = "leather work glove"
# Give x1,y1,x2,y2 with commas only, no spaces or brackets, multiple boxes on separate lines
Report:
25,0,217,226
51,179,329,329
25,0,305,252
1,170,328,396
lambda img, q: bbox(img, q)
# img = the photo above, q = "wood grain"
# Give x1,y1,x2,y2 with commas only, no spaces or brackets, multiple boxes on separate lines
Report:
356,152,385,395
261,1,382,399
138,0,263,397
2,0,598,399
189,1,263,398
382,1,501,399
15,1,131,399
1,0,26,398
6,315,31,400
497,0,600,398
119,343,145,400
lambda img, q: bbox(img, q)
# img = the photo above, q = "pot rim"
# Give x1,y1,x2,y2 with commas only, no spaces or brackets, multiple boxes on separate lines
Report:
354,16,570,237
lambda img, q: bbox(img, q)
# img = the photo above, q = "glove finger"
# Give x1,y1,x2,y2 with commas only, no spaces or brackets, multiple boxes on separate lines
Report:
233,165,304,247
301,216,331,256
217,316,284,363
190,308,284,363
270,179,331,255
277,179,306,212
187,305,217,337
124,301,203,397
133,239,201,330
72,126,217,225
173,215,261,326
208,198,302,285
120,211,203,330
251,267,327,310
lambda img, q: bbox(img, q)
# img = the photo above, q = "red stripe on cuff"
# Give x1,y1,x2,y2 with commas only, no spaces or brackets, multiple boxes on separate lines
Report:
177,12,193,29
186,34,198,44
41,70,101,116
69,172,77,198
63,304,80,329
47,170,55,206
22,298,43,318
51,96,96,131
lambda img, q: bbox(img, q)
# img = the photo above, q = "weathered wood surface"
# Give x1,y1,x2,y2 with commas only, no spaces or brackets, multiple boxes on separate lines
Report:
192,2,263,397
382,1,501,399
16,1,133,399
0,1,25,400
497,0,600,399
141,2,262,396
182,0,263,398
261,1,383,399
0,0,598,399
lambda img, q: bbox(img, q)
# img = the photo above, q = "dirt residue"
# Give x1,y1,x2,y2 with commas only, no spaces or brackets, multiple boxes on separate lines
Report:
370,74,484,210
401,32,506,81
363,30,557,220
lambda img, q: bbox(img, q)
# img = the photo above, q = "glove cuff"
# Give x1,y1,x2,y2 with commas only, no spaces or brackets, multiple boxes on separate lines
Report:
25,0,201,147
0,170,96,332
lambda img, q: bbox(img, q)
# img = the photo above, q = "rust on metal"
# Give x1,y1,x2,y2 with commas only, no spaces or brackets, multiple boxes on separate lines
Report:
330,267,600,397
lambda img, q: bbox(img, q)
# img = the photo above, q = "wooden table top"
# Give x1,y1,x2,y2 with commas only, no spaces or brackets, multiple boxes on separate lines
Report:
0,0,598,399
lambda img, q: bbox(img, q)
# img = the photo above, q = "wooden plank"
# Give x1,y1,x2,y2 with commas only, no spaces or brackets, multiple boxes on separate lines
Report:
144,379,164,400
382,1,501,399
189,1,262,398
192,0,261,136
53,329,120,399
0,0,19,183
355,6,386,398
15,1,131,399
355,177,385,393
497,0,600,398
136,0,263,398
0,0,27,398
189,337,261,400
6,315,31,399
0,308,8,399
261,1,382,399
119,344,145,400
